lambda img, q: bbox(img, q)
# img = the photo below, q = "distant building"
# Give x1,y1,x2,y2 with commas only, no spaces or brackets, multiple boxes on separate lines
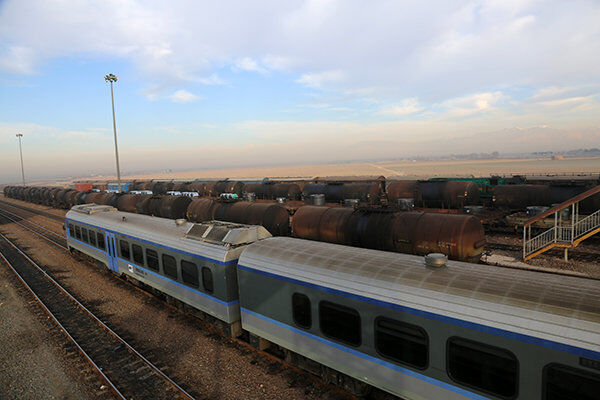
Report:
551,155,564,160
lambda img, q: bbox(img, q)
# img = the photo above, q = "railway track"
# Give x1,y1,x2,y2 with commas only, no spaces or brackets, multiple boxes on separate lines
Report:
0,207,68,249
0,197,65,222
0,221,194,400
486,241,600,263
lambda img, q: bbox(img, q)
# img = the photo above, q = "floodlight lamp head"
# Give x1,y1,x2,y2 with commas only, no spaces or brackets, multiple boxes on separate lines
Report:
104,73,118,83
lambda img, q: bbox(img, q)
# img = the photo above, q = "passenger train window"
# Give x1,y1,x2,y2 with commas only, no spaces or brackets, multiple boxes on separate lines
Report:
292,293,312,329
119,240,130,260
75,226,81,240
375,317,428,369
81,228,89,243
202,267,213,293
181,261,199,287
319,301,361,346
447,337,518,399
162,254,177,279
146,249,159,272
68,224,74,237
543,364,600,400
88,230,96,246
132,244,144,265
97,233,106,250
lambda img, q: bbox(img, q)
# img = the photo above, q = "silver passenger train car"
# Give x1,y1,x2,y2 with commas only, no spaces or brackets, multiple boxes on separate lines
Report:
65,204,270,336
238,237,600,400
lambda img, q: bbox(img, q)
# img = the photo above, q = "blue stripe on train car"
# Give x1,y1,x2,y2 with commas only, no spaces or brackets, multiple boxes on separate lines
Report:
65,218,236,266
241,307,489,400
238,264,600,362
66,223,238,307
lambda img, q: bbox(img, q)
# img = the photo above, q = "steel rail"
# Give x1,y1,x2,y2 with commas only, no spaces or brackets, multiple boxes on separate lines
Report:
0,229,195,400
0,198,65,222
0,208,68,250
0,234,126,400
0,206,64,238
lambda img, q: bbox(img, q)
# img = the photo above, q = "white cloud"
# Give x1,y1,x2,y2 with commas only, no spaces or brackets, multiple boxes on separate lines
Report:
438,92,505,118
0,0,598,102
296,70,345,88
233,57,267,73
0,44,37,74
379,98,424,117
168,89,199,103
197,73,225,85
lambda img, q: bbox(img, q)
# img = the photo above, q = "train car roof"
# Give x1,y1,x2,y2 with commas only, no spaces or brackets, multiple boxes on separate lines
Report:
66,204,270,263
239,236,600,355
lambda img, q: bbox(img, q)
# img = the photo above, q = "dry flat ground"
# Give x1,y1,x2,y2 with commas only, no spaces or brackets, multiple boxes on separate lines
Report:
0,264,97,400
42,156,600,186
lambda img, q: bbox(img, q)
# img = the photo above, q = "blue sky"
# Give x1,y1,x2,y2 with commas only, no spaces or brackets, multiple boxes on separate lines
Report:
1,0,599,182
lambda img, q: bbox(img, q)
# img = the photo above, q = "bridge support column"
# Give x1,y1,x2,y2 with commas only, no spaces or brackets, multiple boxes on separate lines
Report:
564,248,568,261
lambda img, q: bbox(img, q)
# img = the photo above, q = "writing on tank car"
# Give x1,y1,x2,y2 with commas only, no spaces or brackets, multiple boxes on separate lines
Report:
65,204,271,336
291,205,485,262
237,237,600,400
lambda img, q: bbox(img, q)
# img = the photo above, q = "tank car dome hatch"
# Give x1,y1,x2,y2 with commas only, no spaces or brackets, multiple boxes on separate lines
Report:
71,204,117,214
184,221,271,247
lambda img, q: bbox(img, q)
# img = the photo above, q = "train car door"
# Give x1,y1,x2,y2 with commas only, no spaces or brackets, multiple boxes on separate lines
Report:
105,232,119,273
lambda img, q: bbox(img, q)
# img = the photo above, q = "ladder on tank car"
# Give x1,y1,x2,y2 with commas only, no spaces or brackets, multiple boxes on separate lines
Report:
523,185,600,261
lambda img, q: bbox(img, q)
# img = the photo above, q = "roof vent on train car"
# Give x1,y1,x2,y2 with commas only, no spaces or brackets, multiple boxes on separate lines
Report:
72,204,116,215
175,218,187,226
184,221,271,246
424,253,447,268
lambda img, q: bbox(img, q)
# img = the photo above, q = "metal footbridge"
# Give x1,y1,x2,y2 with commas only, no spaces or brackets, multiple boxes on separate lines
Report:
523,185,600,261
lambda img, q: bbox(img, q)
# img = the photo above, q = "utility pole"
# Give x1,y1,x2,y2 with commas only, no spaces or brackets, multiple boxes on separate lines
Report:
16,133,25,186
105,73,122,192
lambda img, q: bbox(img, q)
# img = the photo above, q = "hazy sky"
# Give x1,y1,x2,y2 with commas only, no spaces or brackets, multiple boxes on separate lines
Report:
1,0,599,182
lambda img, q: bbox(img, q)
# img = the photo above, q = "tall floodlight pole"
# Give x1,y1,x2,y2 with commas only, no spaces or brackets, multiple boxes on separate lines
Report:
16,133,25,186
105,73,122,192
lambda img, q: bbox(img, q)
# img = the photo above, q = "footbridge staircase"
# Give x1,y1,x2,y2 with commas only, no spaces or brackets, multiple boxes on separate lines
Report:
523,185,600,261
